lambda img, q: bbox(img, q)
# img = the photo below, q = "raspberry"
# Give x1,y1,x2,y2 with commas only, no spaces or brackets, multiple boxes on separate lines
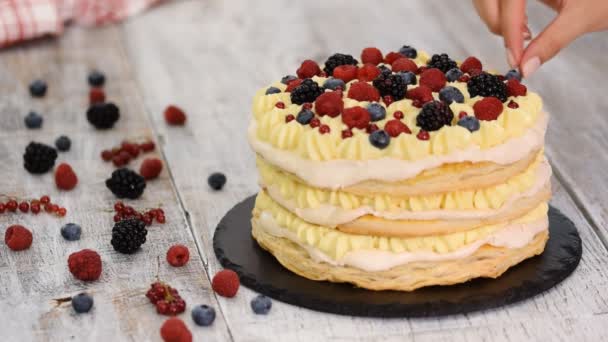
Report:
89,88,105,104
357,64,381,82
166,244,190,267
314,91,343,117
160,318,192,342
55,163,78,190
68,249,102,281
4,225,33,251
391,58,417,73
140,158,163,180
506,79,527,97
147,282,186,316
347,81,380,102
296,59,321,79
164,105,187,125
342,106,371,129
285,78,303,92
460,56,483,74
406,86,433,106
212,269,240,298
361,47,383,65
384,119,411,137
333,65,358,83
384,51,404,65
473,97,504,121
419,68,447,92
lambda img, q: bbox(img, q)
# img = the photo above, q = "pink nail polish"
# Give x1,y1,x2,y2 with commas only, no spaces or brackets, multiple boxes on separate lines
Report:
506,49,516,68
522,57,541,77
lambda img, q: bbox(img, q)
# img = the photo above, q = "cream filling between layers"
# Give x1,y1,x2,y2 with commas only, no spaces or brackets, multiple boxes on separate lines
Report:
263,159,552,227
256,211,548,272
248,111,548,189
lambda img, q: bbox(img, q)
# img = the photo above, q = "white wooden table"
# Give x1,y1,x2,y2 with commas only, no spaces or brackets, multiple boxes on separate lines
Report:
1,1,607,341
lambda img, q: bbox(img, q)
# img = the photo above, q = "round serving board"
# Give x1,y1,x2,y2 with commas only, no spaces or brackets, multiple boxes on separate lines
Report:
213,195,582,317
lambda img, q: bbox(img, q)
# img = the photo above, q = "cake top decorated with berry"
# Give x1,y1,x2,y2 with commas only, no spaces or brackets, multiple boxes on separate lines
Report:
249,46,546,188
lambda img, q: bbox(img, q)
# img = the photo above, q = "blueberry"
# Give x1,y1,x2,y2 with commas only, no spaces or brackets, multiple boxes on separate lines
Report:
296,109,314,125
367,103,386,122
24,111,43,129
445,68,463,82
281,75,297,85
265,87,281,95
457,116,480,132
505,69,522,81
208,172,226,190
323,78,345,91
72,293,94,313
88,70,106,87
398,45,417,59
378,65,392,75
439,86,464,104
250,295,272,315
192,305,216,326
29,80,47,97
397,71,417,86
61,223,81,241
55,135,71,152
369,130,390,149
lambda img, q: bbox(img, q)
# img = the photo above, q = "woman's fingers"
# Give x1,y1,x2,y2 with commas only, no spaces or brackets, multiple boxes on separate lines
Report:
473,0,502,35
500,0,527,67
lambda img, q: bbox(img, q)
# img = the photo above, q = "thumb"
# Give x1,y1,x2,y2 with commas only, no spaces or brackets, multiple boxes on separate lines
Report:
520,11,585,77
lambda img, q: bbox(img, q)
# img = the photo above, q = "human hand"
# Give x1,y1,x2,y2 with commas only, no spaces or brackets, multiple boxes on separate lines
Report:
473,0,608,77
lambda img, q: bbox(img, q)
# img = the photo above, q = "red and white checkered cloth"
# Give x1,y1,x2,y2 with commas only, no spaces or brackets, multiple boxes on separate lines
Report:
0,0,161,47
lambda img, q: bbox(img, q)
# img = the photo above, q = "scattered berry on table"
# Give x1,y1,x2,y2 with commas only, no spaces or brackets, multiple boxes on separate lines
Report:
89,88,106,104
72,293,94,313
506,79,527,97
55,163,78,191
54,135,71,152
397,71,417,86
505,69,522,81
347,81,380,102
369,130,391,149
323,78,345,91
459,56,483,74
140,158,163,180
250,295,272,315
87,70,106,87
61,223,82,241
323,53,358,76
164,105,187,125
208,172,227,191
23,142,57,174
265,87,281,95
18,201,29,213
24,111,43,129
111,218,147,254
86,102,120,129
367,103,386,122
426,53,457,73
139,140,155,152
467,72,508,102
342,106,371,129
192,305,215,326
457,116,481,132
167,244,190,267
68,249,102,281
416,100,454,132
361,47,383,65
281,75,297,85
439,86,465,104
333,65,358,83
4,225,33,251
290,79,324,105
419,68,447,92
473,97,504,121
112,201,164,226
6,199,18,212
160,317,192,342
147,282,187,316
296,59,321,79
398,45,417,59
29,80,47,97
105,168,146,199
212,269,240,298
445,68,463,82
372,70,407,100
391,57,418,73
314,92,343,117
384,119,411,137
101,139,155,166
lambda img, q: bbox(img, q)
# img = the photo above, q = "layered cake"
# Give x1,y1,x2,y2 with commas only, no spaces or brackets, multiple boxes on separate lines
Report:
248,46,551,291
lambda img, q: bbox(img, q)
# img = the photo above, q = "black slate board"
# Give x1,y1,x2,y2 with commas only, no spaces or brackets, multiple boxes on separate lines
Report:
213,195,582,317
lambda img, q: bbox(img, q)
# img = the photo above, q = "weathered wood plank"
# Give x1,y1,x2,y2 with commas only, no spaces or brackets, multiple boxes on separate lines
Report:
122,0,608,341
0,26,231,341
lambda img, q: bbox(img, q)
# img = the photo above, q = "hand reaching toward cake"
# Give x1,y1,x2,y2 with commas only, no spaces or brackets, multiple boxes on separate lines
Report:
473,0,608,77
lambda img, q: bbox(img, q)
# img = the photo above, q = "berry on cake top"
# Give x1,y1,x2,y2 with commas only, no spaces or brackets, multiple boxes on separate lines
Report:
251,46,543,162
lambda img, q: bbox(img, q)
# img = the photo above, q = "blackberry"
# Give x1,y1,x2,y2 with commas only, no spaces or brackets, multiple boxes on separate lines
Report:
426,53,457,73
467,72,508,102
323,53,358,76
105,168,146,199
416,100,454,131
372,71,407,100
111,218,147,254
23,142,57,174
290,79,324,105
86,102,120,129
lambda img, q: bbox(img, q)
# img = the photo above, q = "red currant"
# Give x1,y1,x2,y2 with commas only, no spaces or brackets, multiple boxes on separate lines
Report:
383,95,394,106
157,215,166,224
140,141,156,152
7,200,18,212
393,111,404,119
156,208,165,216
44,203,54,213
18,202,29,213
113,214,122,222
417,130,430,141
114,201,125,212
507,100,519,109
0,203,5,213
319,125,330,134
124,206,135,216
101,150,113,161
285,114,295,123
40,195,50,204
310,118,320,128
458,111,468,119
341,129,353,139
143,214,153,226
366,124,379,134
303,103,313,110
31,203,40,214
275,102,285,109
57,207,67,217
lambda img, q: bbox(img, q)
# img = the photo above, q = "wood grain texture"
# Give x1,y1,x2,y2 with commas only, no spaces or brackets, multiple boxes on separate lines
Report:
120,0,608,341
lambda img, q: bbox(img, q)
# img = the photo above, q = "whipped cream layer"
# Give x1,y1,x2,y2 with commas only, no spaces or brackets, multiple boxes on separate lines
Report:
249,110,548,189
257,210,548,272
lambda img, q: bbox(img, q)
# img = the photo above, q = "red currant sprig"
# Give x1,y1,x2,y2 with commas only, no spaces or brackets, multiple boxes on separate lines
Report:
0,195,67,217
112,201,165,226
101,139,156,167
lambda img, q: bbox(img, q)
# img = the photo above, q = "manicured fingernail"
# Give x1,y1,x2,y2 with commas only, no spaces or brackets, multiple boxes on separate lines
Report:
522,57,541,77
506,49,516,67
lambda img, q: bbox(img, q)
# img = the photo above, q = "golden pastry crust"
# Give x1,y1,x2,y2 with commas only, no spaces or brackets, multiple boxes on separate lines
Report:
252,220,549,291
